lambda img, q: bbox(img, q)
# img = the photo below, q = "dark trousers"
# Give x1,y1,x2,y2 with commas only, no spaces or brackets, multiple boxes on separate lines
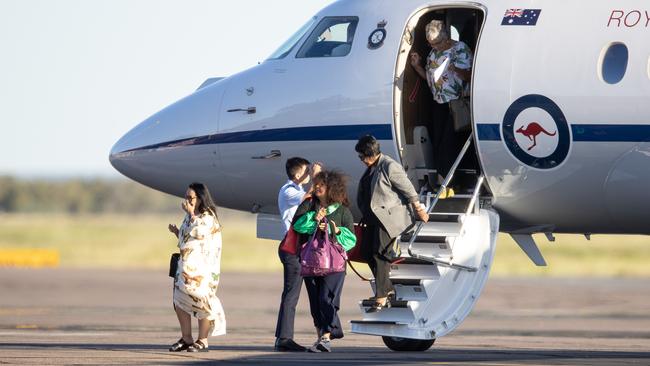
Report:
304,272,345,339
362,222,395,298
430,101,458,180
275,249,303,339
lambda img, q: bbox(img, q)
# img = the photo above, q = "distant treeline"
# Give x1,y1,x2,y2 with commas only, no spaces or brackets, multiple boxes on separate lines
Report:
0,176,178,214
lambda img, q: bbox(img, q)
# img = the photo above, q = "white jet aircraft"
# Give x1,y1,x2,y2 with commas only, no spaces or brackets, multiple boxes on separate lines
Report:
110,0,650,351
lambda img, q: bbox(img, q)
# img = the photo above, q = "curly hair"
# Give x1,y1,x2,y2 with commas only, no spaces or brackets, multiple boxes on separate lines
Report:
312,170,350,206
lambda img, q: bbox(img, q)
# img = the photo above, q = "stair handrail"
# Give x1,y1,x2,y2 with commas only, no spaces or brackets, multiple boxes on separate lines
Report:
407,136,473,257
465,175,484,217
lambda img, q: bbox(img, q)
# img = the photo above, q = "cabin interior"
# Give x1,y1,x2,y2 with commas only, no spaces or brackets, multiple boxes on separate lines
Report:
396,7,485,195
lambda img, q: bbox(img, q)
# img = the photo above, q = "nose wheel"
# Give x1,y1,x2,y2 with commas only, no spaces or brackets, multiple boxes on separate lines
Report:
382,336,435,352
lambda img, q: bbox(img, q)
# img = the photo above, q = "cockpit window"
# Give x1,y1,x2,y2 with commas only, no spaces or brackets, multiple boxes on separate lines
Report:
296,17,359,58
267,17,317,60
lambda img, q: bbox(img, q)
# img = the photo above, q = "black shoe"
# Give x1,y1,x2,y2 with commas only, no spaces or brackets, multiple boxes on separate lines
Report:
169,338,192,352
274,338,306,352
187,339,209,353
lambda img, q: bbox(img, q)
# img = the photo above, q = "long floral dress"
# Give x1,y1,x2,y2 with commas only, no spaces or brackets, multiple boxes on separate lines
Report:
173,211,226,336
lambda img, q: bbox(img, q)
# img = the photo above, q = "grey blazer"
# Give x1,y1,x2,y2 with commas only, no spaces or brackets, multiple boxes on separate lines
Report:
358,154,419,238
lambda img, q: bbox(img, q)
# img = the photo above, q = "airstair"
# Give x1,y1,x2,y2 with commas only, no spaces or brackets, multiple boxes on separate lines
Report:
350,137,500,351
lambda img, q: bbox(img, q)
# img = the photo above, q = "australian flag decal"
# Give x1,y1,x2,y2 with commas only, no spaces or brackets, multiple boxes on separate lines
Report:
501,9,541,26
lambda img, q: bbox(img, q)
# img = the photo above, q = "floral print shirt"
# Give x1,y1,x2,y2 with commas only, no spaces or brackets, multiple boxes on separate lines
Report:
425,40,473,104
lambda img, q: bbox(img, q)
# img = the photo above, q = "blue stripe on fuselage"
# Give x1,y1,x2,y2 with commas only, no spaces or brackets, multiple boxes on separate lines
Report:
121,124,393,153
477,123,650,142
120,122,650,154
476,123,501,141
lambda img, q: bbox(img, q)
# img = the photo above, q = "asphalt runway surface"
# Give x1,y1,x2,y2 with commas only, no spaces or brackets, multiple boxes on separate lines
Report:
0,268,648,365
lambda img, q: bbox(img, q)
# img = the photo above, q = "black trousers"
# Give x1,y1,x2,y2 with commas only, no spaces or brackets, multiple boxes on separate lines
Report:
275,249,303,339
430,101,458,180
304,272,345,339
362,222,395,298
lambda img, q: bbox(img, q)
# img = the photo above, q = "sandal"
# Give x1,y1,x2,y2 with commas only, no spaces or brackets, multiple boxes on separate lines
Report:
187,339,209,353
365,299,391,313
169,338,192,352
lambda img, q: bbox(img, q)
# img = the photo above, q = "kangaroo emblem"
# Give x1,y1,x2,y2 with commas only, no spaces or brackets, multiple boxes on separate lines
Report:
516,122,557,151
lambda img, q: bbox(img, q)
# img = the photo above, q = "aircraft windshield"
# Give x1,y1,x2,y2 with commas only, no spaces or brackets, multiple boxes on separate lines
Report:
267,17,317,60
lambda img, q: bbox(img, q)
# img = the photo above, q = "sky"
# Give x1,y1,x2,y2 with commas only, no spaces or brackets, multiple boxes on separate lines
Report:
0,0,334,178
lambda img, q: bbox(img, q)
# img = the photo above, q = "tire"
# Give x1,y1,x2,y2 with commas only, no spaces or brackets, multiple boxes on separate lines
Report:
381,336,435,352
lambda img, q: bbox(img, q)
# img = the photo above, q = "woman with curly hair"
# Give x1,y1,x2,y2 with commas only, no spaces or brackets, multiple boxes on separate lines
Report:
292,170,356,352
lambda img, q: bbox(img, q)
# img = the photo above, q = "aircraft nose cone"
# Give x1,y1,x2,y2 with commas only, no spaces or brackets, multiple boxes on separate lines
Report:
108,82,225,194
108,134,135,178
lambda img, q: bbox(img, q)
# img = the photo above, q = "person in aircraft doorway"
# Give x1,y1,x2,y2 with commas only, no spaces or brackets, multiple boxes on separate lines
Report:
410,19,473,198
355,135,429,313
274,157,322,352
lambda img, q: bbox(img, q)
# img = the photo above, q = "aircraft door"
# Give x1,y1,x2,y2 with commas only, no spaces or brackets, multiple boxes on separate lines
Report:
217,63,285,211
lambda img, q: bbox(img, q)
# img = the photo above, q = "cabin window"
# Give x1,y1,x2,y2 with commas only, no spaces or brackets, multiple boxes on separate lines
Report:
296,16,358,58
267,16,317,60
600,43,628,84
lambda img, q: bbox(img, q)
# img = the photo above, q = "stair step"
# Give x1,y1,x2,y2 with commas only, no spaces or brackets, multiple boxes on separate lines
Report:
390,256,440,280
427,213,462,223
400,232,447,243
431,197,471,213
361,299,409,308
418,222,462,237
391,278,423,286
408,241,453,259
394,257,435,265
350,320,401,325
456,168,479,175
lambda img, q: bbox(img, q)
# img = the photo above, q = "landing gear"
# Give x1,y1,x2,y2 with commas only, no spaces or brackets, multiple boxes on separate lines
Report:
381,336,435,352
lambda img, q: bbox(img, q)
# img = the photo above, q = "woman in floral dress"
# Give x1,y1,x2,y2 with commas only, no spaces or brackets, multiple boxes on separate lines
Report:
167,182,225,353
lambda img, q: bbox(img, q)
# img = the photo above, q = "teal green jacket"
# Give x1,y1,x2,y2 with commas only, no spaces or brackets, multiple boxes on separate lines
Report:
292,199,356,252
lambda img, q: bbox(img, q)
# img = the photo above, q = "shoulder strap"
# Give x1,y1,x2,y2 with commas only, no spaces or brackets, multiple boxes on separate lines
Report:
347,260,371,282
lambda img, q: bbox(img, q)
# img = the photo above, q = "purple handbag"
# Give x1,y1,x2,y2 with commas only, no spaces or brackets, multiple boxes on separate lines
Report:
300,218,347,277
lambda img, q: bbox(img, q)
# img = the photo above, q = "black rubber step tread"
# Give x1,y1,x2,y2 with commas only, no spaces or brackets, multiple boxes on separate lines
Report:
413,236,451,243
432,198,471,213
393,257,435,265
350,320,399,325
400,232,447,243
427,213,461,222
361,300,408,308
391,278,422,286
456,168,479,174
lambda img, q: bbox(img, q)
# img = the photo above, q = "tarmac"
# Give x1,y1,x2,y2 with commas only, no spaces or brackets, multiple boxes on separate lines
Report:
0,268,649,365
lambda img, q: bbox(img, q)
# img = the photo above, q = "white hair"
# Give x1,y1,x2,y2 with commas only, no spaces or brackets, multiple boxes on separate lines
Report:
425,20,449,43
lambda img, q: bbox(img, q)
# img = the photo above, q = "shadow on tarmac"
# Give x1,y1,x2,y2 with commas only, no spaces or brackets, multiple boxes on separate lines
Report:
4,343,650,365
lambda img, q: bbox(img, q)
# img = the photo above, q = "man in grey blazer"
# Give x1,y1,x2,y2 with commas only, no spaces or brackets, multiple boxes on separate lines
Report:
355,135,429,312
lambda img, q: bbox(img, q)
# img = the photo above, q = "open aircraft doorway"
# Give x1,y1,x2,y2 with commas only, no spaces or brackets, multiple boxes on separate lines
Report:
349,5,494,352
394,6,485,195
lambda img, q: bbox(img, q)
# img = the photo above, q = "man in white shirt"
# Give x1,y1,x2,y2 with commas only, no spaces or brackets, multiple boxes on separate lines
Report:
274,157,321,351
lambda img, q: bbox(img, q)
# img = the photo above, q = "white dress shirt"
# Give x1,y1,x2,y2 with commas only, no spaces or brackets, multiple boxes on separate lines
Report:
278,180,306,234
